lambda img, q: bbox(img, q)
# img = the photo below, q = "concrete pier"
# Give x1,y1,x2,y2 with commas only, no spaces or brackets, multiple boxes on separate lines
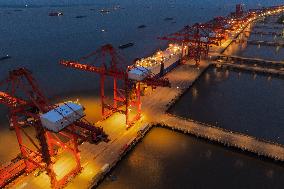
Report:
254,25,284,30
214,62,284,76
5,60,284,189
214,54,284,66
232,39,284,47
4,12,284,189
246,31,283,36
158,116,284,161
247,40,284,47
143,63,284,164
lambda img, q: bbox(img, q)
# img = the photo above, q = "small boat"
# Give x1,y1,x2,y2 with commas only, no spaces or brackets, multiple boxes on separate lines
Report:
113,5,121,10
119,43,134,49
164,17,174,21
99,9,110,14
75,15,87,19
108,174,117,181
0,55,11,61
49,12,63,16
138,25,146,29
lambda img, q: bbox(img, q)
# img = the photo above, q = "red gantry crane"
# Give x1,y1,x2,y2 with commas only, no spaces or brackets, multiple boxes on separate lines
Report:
158,22,225,66
158,4,259,66
0,68,108,189
60,44,170,128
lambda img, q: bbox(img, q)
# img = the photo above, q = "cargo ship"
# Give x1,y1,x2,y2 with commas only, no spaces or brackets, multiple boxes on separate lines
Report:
127,44,182,82
135,44,182,77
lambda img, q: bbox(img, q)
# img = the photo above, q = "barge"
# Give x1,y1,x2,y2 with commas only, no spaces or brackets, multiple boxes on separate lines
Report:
118,43,134,49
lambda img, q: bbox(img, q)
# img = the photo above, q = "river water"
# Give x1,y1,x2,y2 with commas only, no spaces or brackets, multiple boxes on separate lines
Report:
0,0,230,163
1,0,284,188
169,66,284,144
98,128,284,189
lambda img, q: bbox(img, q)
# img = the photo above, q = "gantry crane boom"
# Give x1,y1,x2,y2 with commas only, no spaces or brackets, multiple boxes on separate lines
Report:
0,68,108,189
60,44,170,127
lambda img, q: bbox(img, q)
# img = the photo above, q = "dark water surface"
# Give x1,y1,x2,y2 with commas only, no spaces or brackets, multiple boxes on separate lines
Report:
0,1,236,154
223,16,284,61
169,66,284,144
98,128,284,189
0,0,279,163
1,1,284,188
0,0,241,98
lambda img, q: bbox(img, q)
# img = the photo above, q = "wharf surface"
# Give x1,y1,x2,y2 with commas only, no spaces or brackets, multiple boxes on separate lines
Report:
144,63,284,164
246,31,283,36
210,54,284,75
6,18,284,189
232,39,284,47
213,62,284,76
247,40,284,47
10,60,284,189
253,24,284,30
211,54,284,65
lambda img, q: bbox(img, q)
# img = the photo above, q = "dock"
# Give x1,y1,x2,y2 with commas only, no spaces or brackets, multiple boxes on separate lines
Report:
214,54,284,63
253,24,284,30
247,40,284,47
3,5,284,189
214,62,284,76
9,59,284,189
246,30,283,36
143,63,284,163
210,54,284,75
232,39,284,47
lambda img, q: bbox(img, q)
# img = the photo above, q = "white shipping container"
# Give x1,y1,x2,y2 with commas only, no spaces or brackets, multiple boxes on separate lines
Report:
40,102,85,132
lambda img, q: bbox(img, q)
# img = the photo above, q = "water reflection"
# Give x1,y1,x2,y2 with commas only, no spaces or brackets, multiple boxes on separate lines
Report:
169,66,284,144
192,87,198,99
98,128,284,189
223,17,284,61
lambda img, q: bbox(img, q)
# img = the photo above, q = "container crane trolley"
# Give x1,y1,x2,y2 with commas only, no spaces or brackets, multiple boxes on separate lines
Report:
0,68,108,188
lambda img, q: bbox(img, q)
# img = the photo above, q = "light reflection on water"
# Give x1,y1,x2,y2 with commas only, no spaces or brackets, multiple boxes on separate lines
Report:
98,128,284,189
223,20,284,61
169,66,284,144
0,1,284,187
0,0,246,164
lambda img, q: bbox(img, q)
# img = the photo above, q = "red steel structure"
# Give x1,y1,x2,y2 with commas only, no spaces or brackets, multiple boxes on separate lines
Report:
0,68,108,188
235,4,244,17
158,4,259,66
159,23,224,65
60,44,170,128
